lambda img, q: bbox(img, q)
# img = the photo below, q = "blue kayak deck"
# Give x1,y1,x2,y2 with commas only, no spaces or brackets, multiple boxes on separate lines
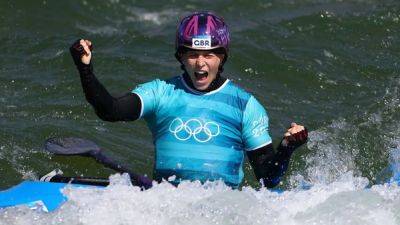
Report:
0,181,81,212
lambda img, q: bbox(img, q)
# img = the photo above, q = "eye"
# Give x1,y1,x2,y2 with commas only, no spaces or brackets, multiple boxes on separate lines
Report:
204,53,216,59
186,52,198,59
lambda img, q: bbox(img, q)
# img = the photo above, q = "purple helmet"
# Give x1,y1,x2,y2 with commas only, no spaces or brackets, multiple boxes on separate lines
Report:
175,12,230,61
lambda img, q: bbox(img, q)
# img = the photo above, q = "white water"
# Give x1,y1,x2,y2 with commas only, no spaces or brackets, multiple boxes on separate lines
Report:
1,172,400,225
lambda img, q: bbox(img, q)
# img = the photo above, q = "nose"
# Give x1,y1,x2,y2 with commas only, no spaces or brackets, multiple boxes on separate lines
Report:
196,55,206,67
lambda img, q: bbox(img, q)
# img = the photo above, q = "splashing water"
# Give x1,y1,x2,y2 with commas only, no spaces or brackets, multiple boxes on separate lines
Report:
1,173,400,225
389,144,400,183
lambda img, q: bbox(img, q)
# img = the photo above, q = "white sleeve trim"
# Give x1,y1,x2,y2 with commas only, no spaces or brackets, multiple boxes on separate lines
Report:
245,140,272,151
134,92,144,118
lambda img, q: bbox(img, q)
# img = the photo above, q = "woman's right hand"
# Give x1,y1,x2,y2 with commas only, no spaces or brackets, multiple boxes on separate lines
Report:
70,39,93,66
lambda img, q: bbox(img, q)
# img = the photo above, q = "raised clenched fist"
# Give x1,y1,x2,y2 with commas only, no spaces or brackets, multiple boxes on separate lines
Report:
70,39,93,66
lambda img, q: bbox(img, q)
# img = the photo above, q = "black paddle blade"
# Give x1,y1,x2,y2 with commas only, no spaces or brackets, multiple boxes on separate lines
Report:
44,137,154,189
45,137,100,155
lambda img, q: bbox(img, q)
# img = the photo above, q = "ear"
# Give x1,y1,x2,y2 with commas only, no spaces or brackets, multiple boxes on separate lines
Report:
217,53,225,62
174,51,184,63
217,54,227,73
180,52,188,62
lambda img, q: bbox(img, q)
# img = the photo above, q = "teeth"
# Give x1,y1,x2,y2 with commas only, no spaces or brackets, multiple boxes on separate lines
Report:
194,71,208,76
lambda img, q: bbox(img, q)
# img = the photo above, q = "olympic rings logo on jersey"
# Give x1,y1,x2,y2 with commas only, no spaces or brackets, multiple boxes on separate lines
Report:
169,118,220,143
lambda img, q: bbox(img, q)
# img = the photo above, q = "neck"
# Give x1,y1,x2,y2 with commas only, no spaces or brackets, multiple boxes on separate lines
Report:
183,73,227,93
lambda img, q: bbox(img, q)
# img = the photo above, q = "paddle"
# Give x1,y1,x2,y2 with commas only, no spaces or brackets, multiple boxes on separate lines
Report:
40,169,111,186
44,137,153,189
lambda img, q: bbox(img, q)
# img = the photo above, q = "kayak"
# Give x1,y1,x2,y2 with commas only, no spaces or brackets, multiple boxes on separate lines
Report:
0,169,111,212
0,181,89,212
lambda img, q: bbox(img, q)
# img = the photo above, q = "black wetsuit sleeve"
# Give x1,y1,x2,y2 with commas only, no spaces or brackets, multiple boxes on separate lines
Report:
76,63,141,121
246,142,297,188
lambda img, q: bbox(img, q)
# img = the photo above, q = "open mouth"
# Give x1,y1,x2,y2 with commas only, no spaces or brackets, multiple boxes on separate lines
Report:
194,71,208,80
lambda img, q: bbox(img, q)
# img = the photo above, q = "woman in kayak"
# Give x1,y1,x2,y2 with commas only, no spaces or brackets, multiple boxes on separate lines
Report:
70,12,308,188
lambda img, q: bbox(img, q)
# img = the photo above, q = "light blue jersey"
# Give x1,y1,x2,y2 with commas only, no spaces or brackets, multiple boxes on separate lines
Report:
132,76,272,187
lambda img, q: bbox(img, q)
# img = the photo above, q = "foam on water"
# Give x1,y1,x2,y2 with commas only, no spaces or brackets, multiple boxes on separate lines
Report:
1,172,400,225
76,24,124,36
125,7,179,26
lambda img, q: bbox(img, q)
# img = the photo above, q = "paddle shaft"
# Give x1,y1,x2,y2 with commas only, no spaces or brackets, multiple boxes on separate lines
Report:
91,150,153,188
46,175,111,186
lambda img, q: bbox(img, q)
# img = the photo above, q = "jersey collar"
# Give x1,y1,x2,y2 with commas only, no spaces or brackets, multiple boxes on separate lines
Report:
180,75,230,95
